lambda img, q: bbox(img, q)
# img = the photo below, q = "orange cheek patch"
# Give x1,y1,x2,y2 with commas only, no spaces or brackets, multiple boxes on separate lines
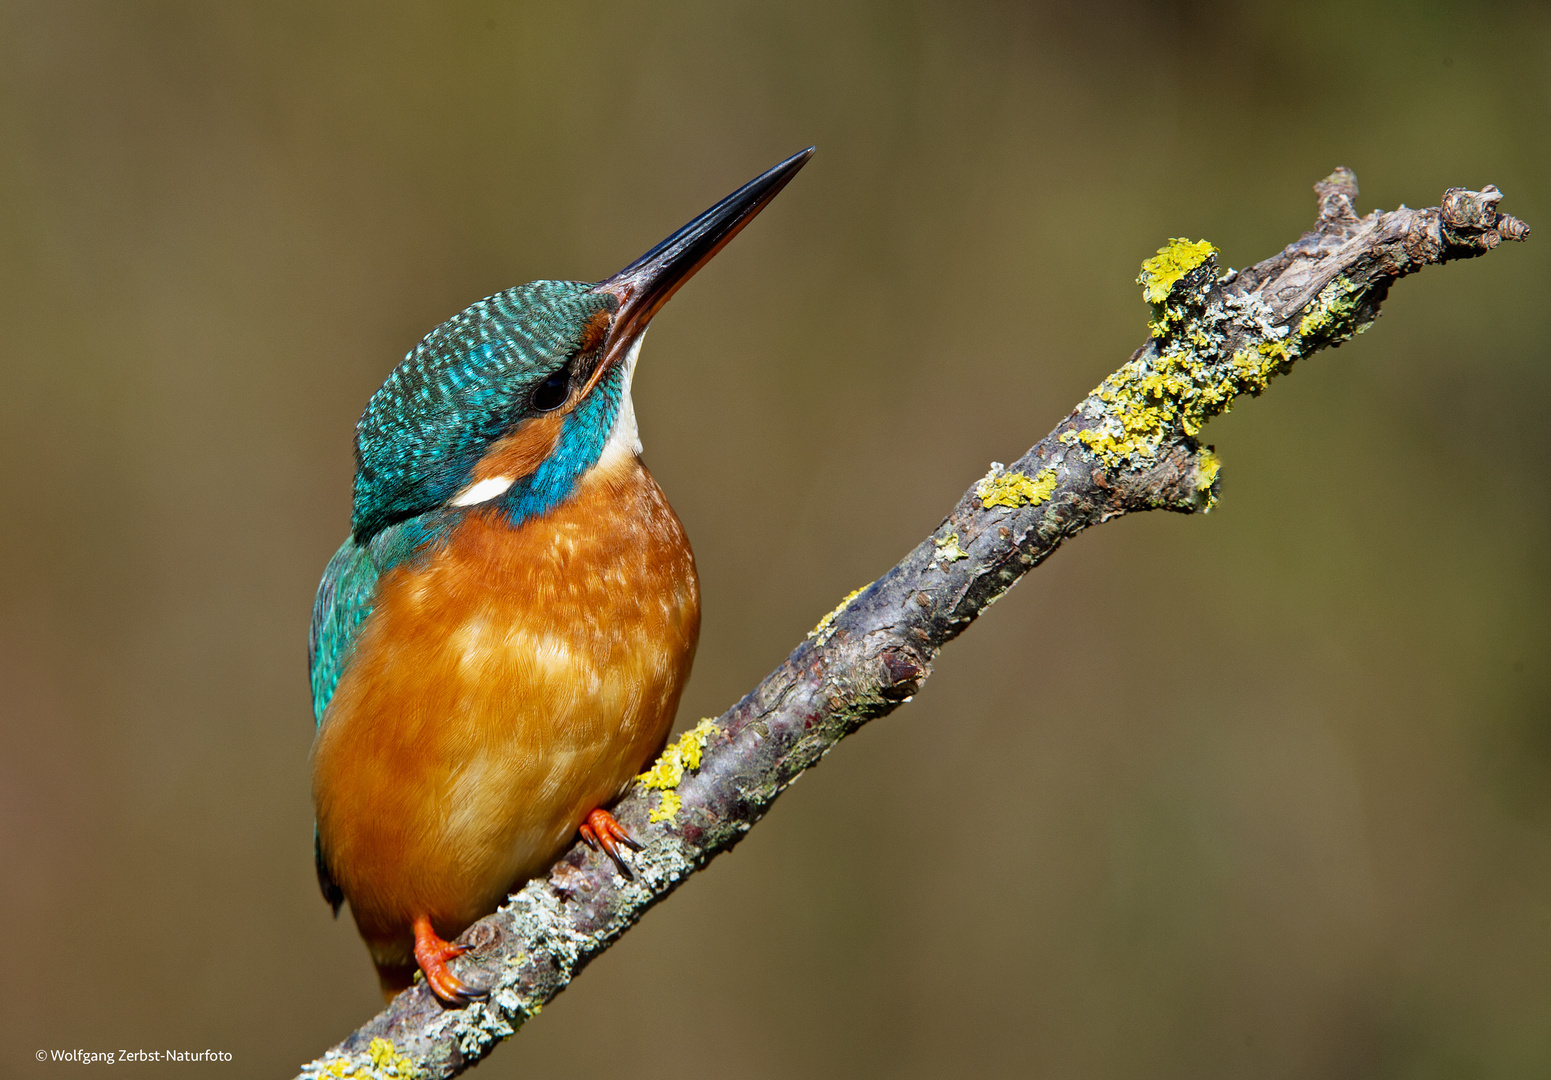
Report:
579,306,611,355
470,413,565,483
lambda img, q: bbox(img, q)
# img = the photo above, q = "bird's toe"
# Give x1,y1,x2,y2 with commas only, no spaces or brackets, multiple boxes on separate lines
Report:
412,915,488,1006
580,807,641,878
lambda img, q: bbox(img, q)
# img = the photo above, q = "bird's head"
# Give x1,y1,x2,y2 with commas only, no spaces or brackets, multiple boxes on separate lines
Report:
349,147,813,542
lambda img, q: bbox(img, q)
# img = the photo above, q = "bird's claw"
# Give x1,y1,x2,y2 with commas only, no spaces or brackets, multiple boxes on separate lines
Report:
579,808,641,878
412,915,489,1006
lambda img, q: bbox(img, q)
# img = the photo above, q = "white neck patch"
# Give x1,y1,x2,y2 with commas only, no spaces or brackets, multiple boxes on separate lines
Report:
448,475,516,507
447,332,646,509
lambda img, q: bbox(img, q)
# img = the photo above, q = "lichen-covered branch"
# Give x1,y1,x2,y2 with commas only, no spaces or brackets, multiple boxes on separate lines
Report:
298,171,1527,1080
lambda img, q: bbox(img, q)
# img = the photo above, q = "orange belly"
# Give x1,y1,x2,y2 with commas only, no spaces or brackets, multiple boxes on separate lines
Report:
311,451,699,978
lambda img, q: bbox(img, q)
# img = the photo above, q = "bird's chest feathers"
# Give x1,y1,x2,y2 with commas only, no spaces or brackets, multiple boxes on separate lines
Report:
355,454,696,739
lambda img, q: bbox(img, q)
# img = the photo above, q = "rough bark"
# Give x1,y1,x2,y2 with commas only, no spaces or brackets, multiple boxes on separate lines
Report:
298,171,1527,1080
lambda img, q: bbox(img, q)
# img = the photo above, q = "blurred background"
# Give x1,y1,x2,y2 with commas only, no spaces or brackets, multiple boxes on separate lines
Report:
1,1,1547,1076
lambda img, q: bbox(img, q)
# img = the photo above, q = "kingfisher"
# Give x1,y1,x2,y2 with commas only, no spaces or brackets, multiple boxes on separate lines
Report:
309,148,813,1004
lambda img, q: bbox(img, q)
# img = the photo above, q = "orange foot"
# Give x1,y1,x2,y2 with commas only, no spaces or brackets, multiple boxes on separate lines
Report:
579,808,642,879
412,914,487,1006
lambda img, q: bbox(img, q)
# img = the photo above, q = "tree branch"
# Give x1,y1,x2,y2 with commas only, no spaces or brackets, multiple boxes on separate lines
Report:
298,170,1528,1080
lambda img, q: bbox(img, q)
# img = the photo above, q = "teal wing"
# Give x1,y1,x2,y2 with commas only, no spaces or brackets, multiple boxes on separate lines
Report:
307,519,452,913
308,536,379,914
308,536,380,727
308,517,453,725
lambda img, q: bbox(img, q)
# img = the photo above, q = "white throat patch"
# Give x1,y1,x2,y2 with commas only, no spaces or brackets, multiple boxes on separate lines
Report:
599,332,645,466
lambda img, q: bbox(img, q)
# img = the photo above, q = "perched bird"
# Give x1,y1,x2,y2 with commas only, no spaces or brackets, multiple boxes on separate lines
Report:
309,149,813,1003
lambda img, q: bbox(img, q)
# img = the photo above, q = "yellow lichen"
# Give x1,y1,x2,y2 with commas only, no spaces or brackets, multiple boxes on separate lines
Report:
1070,363,1176,459
808,585,868,640
639,718,719,823
1060,234,1240,465
976,467,1058,509
1297,275,1368,340
933,532,970,562
1061,247,1372,477
1258,338,1293,363
649,791,682,823
370,1041,417,1079
1064,255,1277,468
1137,238,1219,304
315,1038,418,1080
1139,238,1219,334
1189,446,1224,512
1194,448,1221,493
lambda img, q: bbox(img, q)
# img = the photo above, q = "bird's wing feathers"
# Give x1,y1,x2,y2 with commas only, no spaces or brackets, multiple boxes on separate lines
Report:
309,513,459,726
308,535,381,913
307,517,454,911
308,536,380,727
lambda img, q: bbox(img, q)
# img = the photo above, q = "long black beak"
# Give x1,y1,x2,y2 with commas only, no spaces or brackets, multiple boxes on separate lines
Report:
588,147,814,384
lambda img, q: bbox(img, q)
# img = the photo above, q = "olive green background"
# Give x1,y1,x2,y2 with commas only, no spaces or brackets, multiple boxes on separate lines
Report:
2,2,1548,1077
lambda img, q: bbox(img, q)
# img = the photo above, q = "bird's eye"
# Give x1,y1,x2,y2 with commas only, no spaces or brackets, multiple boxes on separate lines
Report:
530,364,570,412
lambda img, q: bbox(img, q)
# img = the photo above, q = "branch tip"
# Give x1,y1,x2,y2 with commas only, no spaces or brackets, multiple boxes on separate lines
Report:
1315,167,1360,224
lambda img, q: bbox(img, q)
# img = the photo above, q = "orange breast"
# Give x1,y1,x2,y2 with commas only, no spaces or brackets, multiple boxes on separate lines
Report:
311,451,699,970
